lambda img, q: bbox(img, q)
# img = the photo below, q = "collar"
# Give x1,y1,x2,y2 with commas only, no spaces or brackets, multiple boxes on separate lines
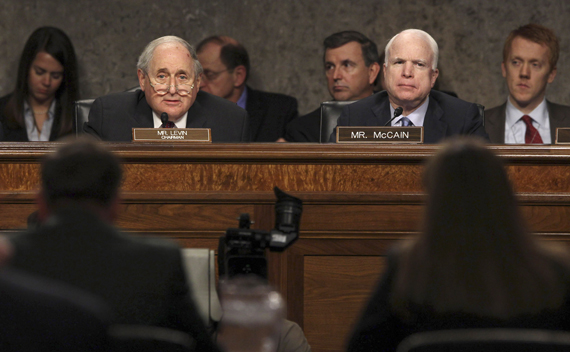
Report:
236,86,248,110
505,97,548,129
389,96,430,126
152,110,189,128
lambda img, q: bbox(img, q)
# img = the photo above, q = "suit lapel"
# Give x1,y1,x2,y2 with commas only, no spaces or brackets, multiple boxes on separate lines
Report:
134,91,154,128
186,92,208,128
547,100,570,142
485,103,506,143
422,95,447,143
368,92,391,126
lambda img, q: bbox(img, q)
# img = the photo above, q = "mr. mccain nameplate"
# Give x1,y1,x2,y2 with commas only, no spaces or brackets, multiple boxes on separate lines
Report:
336,126,423,144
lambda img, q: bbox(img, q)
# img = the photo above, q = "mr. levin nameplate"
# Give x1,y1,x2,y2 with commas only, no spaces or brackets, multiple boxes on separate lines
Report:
336,126,424,144
132,128,212,142
555,128,570,144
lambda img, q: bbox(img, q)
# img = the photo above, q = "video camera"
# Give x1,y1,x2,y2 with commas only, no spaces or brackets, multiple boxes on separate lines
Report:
218,187,302,279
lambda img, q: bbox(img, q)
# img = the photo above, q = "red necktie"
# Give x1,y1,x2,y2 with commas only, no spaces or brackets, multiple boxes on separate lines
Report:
160,121,176,128
521,115,543,144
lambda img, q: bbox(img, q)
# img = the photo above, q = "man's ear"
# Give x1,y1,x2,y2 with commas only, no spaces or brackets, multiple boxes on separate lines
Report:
368,62,381,85
137,69,146,91
430,69,439,88
232,65,247,88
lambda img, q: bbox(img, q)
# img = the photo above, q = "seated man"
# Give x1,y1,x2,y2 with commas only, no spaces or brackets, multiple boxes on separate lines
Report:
330,29,488,143
196,36,298,142
7,139,219,352
485,23,570,144
285,30,381,142
84,36,250,142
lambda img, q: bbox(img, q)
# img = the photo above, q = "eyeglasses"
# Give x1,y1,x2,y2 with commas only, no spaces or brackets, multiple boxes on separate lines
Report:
201,68,232,82
147,73,195,96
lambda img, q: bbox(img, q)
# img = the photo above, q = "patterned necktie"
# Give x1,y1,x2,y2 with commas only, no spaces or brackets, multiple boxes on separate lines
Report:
160,121,176,128
399,116,413,127
521,115,543,144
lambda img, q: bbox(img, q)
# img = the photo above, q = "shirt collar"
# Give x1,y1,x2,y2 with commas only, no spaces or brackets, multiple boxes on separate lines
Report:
236,86,248,110
389,96,430,126
505,97,548,129
152,110,189,128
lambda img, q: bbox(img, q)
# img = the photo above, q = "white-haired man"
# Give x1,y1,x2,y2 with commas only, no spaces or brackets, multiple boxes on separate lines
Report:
84,36,250,142
331,29,488,143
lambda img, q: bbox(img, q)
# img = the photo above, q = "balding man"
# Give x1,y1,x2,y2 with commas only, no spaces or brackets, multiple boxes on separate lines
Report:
196,36,298,142
84,36,250,142
331,29,488,143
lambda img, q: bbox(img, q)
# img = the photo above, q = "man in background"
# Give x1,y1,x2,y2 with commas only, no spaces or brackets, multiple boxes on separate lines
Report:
197,35,298,142
7,139,219,352
485,23,570,144
285,30,381,142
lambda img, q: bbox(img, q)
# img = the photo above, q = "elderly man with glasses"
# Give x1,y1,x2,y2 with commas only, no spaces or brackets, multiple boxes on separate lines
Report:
84,36,250,142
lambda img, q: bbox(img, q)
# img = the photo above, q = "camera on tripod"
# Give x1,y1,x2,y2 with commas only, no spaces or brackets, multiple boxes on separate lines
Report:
218,187,302,279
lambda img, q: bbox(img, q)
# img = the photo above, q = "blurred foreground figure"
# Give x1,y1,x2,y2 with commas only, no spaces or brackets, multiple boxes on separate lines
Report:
8,139,219,352
347,137,570,352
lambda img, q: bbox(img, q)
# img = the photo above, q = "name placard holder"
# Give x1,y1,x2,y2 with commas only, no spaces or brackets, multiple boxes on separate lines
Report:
336,126,424,144
132,128,212,142
555,128,570,144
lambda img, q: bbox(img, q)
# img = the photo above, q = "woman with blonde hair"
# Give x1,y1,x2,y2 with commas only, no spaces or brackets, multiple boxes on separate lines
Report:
347,137,570,351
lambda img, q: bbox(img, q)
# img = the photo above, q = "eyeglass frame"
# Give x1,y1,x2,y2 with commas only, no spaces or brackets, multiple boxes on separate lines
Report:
144,71,197,96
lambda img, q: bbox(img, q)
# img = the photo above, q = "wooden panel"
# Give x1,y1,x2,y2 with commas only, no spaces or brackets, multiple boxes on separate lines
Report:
304,256,385,352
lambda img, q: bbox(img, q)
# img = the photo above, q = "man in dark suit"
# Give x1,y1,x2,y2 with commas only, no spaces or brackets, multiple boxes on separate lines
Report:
331,29,487,143
485,24,570,144
84,35,249,142
286,30,382,142
0,236,110,351
8,139,219,352
196,36,298,142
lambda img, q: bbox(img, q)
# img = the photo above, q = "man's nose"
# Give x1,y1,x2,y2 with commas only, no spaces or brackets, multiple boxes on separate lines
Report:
402,62,413,78
519,63,531,78
332,67,343,80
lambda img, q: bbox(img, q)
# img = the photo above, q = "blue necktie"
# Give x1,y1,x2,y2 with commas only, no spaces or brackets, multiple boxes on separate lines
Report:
399,117,413,126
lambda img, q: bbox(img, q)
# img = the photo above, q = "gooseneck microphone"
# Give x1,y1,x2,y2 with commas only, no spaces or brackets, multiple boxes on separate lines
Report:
160,112,169,125
384,107,404,126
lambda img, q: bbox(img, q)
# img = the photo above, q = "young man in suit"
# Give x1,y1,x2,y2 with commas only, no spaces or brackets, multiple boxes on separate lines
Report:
196,35,298,142
485,23,570,144
330,29,488,143
84,36,250,142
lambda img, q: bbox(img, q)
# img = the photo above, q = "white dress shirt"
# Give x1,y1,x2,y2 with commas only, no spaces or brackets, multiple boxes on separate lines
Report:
504,97,551,144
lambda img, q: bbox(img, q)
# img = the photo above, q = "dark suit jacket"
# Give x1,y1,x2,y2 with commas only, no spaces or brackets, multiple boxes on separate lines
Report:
285,107,320,142
0,268,110,351
0,93,65,141
245,86,298,141
485,101,570,143
84,89,250,142
8,207,219,352
330,90,488,143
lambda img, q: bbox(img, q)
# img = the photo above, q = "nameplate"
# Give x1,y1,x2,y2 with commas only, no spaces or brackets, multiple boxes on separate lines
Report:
132,128,212,142
336,126,424,144
555,128,570,144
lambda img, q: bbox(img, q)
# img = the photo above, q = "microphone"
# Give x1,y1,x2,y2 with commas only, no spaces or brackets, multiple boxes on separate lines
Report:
160,112,169,125
384,107,404,126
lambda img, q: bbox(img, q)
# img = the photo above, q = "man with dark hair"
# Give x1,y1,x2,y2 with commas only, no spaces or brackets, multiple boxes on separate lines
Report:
196,35,298,142
8,139,220,352
486,23,570,144
85,35,249,142
285,30,382,142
